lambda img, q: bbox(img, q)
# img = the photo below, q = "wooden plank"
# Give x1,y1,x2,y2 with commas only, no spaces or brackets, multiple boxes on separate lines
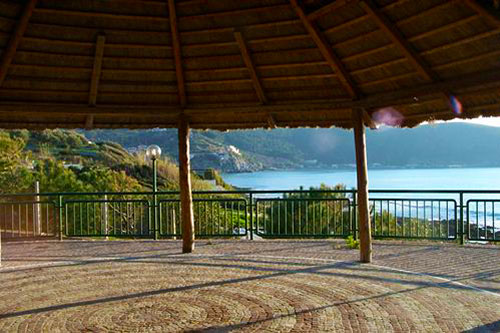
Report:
307,0,356,21
352,108,372,263
234,31,268,104
359,0,438,82
0,0,38,87
89,35,105,106
290,0,360,99
465,0,500,27
178,114,195,253
168,0,187,107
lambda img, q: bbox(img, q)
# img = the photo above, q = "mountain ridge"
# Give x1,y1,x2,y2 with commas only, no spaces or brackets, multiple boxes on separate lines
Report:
82,122,500,172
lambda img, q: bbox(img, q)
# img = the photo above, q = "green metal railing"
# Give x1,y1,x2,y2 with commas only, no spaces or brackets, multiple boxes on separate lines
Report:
0,200,57,237
65,199,150,237
467,199,500,241
1,189,500,243
370,198,457,240
159,198,247,238
255,197,351,238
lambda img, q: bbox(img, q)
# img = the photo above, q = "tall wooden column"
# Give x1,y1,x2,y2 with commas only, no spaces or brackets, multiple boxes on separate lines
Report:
353,108,372,263
178,115,195,253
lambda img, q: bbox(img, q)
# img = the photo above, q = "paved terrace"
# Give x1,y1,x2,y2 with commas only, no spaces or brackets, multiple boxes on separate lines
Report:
0,240,499,332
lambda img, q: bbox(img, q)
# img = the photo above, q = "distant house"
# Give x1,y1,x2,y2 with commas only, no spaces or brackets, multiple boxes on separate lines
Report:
63,163,83,170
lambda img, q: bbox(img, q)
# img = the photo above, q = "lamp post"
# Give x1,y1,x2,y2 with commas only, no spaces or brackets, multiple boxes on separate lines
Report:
146,144,161,240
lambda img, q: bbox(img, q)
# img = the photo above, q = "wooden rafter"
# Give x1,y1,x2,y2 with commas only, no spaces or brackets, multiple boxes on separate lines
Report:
362,109,377,129
0,0,38,87
168,0,187,107
290,0,360,99
267,113,277,129
89,35,105,106
307,0,355,21
465,0,500,27
0,64,498,117
234,31,268,104
359,0,438,82
85,114,94,130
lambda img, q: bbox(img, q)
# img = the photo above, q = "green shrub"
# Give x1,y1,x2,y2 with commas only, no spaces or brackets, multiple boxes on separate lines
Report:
345,235,359,249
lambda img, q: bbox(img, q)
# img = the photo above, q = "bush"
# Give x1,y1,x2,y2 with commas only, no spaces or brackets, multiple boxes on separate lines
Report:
345,235,359,249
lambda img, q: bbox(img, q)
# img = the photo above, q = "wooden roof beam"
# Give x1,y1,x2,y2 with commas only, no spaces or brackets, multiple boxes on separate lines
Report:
0,0,38,87
234,31,268,104
465,0,500,27
307,0,356,21
362,109,377,129
89,35,105,106
168,0,187,107
85,114,94,130
267,113,277,129
290,0,361,99
359,0,438,82
0,66,499,116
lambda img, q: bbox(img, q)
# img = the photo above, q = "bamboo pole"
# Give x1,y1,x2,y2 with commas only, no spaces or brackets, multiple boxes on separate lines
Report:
178,115,195,253
353,108,372,263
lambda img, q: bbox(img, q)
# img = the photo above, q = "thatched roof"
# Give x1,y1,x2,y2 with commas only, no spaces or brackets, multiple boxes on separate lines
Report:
0,0,499,130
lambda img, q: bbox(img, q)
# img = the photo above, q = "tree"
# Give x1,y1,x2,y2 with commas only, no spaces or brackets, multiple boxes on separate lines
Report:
0,132,33,193
34,159,89,194
78,167,143,193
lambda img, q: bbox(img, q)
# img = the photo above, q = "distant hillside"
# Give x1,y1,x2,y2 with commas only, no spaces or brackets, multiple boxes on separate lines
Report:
83,122,500,172
0,129,225,194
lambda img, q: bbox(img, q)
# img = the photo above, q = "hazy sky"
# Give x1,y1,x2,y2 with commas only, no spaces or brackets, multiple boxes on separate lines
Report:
451,117,500,127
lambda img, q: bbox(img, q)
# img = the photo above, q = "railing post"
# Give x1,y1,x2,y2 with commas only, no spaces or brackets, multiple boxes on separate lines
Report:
103,194,108,240
58,195,63,241
153,158,159,241
352,190,357,240
34,181,41,236
249,192,253,240
459,192,464,245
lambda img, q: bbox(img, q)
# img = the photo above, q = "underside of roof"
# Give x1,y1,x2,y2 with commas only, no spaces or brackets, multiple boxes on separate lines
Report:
0,0,499,130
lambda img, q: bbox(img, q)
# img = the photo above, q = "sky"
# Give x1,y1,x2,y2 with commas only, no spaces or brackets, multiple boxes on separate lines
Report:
450,117,500,127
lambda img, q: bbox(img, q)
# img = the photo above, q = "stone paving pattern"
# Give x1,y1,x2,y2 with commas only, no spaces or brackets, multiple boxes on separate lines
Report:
0,239,499,332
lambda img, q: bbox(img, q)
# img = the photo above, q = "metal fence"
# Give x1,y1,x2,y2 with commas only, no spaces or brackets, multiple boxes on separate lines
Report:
370,198,457,240
1,189,500,243
255,197,351,238
0,199,57,238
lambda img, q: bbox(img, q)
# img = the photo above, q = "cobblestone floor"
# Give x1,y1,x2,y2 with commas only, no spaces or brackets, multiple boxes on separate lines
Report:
0,239,499,332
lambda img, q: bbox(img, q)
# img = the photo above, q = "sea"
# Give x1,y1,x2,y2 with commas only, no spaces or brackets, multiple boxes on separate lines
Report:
222,167,500,230
221,167,500,191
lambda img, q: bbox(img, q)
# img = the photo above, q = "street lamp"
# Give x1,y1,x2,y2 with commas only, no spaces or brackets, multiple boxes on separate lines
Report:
146,145,161,240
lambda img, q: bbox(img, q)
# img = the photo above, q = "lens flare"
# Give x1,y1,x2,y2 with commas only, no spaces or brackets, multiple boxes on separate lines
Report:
449,95,463,115
372,107,404,127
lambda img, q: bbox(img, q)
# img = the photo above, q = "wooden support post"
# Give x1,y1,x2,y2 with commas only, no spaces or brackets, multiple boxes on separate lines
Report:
353,108,372,263
178,115,194,253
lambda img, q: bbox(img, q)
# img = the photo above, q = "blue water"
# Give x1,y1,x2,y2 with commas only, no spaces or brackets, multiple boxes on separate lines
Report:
222,167,500,231
221,167,500,191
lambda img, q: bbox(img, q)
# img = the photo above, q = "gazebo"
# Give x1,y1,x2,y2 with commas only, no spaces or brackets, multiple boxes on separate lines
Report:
0,0,499,263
